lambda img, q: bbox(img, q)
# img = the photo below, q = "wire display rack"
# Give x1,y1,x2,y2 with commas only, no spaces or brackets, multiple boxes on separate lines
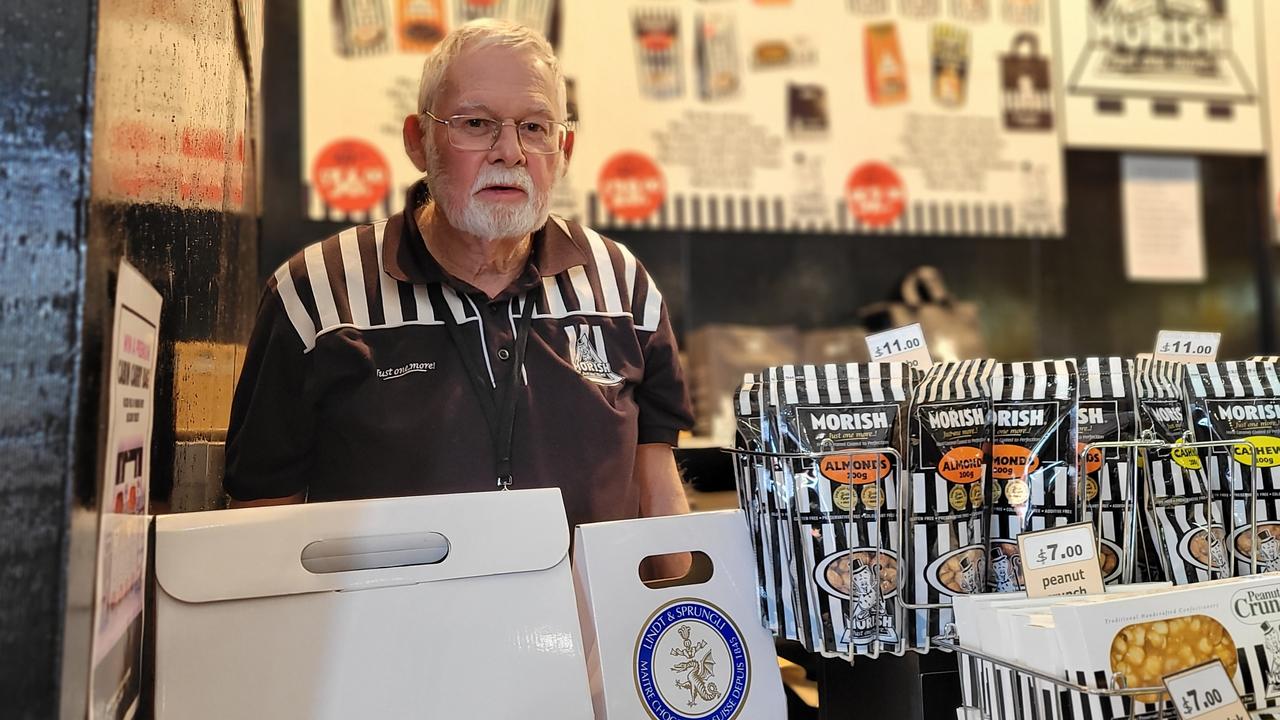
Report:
727,434,1275,718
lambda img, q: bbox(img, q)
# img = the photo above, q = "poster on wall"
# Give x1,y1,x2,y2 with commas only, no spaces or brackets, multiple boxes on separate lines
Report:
301,0,1063,236
1056,0,1265,153
87,261,161,720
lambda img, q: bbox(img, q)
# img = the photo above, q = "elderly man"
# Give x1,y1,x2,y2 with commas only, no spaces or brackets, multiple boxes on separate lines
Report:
223,20,693,536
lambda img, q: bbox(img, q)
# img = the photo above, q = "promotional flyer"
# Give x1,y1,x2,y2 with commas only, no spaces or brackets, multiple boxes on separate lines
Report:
302,0,1065,236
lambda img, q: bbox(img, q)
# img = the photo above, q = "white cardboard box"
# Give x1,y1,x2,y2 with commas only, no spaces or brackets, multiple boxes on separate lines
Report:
1052,575,1280,716
153,489,594,719
951,584,1170,719
573,510,785,720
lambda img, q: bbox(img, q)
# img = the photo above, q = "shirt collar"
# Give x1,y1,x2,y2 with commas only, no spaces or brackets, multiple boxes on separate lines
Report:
381,179,590,297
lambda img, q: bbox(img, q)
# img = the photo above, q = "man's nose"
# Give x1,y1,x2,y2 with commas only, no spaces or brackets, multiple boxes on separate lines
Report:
486,122,525,166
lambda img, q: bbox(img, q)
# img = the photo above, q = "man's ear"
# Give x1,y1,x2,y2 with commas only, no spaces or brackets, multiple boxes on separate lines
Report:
560,131,575,177
403,114,429,172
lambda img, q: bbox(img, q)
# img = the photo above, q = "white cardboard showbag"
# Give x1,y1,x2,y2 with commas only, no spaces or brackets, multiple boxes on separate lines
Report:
154,489,594,719
573,510,785,720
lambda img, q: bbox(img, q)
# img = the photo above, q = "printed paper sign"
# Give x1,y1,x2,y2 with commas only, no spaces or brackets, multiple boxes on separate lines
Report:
1122,156,1205,283
89,260,162,720
1154,331,1221,364
1018,522,1105,599
865,323,933,370
1163,660,1247,720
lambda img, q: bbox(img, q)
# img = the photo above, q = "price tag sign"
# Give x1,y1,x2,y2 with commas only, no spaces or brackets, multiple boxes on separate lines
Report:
1154,330,1221,364
1017,522,1106,598
1163,660,1247,720
865,323,933,370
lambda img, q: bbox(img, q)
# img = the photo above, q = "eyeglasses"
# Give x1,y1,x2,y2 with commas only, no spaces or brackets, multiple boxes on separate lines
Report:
422,111,571,155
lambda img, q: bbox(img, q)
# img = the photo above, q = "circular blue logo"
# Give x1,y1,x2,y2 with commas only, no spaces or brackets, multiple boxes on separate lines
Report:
634,598,751,720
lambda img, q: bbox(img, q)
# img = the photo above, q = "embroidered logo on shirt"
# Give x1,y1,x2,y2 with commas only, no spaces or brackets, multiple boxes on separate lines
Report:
565,325,623,386
376,361,437,381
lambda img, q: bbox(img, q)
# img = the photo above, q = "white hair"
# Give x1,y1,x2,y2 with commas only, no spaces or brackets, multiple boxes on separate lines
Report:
416,19,567,121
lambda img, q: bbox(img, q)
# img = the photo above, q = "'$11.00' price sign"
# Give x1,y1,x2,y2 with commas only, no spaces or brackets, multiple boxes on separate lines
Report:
864,323,933,371
1153,330,1220,365
1163,660,1247,720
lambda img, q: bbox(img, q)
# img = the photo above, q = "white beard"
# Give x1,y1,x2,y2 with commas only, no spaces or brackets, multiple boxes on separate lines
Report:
426,143,557,242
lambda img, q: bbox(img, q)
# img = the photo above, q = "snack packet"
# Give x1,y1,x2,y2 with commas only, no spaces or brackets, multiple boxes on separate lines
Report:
734,374,778,633
760,366,805,644
905,359,994,652
986,360,1078,592
455,0,505,23
774,363,914,657
864,23,908,106
333,0,390,56
930,23,970,108
695,12,741,101
1076,357,1137,585
395,0,444,53
1185,361,1280,577
1137,358,1229,585
632,8,684,99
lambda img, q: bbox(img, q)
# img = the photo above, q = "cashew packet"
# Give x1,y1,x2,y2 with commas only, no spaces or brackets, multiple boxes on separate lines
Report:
1137,358,1230,586
1185,361,1280,577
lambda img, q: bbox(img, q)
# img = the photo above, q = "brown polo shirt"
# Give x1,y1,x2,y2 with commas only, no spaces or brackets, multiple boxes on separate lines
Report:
224,183,693,530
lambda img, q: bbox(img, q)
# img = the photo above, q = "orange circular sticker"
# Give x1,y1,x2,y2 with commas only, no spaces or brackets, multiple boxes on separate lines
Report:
938,446,984,484
845,162,905,227
598,152,665,221
992,444,1041,481
311,139,391,213
819,453,891,485
640,31,675,52
1078,442,1103,475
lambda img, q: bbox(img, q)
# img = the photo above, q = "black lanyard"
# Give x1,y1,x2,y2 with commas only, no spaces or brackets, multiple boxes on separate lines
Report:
440,292,536,489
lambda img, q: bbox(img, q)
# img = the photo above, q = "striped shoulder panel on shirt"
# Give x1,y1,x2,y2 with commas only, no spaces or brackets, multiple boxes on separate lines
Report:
543,215,666,332
266,221,475,352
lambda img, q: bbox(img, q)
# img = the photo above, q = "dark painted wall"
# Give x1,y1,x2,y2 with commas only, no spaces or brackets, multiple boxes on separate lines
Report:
1,1,260,717
262,3,1277,364
0,2,96,718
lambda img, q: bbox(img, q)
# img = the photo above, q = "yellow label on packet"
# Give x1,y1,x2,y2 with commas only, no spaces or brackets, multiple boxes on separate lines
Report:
1172,439,1203,471
1229,435,1280,467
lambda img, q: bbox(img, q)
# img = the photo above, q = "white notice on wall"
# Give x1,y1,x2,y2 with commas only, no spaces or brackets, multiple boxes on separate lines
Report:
1121,155,1205,283
89,260,161,720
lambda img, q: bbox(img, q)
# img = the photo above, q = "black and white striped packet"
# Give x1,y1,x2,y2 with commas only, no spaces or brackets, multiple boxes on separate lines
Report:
759,366,805,644
774,363,914,657
1136,358,1229,585
1076,357,1138,586
1185,361,1280,577
733,373,778,634
905,359,995,652
987,360,1078,593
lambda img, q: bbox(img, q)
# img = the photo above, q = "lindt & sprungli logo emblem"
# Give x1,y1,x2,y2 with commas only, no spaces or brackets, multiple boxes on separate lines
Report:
634,599,750,720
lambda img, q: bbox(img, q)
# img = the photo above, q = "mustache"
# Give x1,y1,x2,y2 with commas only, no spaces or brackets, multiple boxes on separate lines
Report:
470,166,534,194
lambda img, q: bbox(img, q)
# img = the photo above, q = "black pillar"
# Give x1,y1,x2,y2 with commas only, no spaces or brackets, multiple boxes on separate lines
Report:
0,2,99,718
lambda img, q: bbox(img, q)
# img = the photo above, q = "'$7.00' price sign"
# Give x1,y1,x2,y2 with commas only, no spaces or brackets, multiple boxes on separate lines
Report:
1017,522,1106,598
1163,660,1247,720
